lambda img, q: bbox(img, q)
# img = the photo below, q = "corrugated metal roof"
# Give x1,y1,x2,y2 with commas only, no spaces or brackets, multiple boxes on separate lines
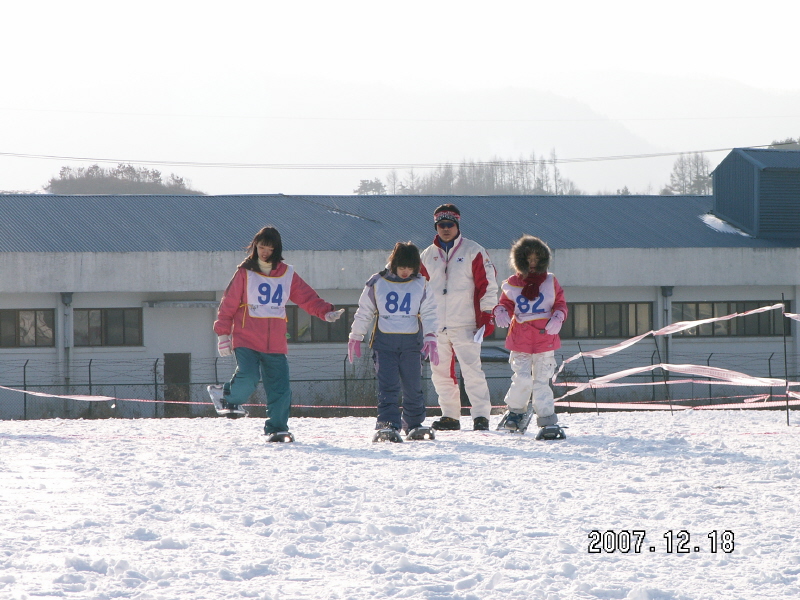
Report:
0,193,795,253
733,147,800,170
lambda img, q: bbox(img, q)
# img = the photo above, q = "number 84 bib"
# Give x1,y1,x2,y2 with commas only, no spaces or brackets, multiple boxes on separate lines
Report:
374,276,426,334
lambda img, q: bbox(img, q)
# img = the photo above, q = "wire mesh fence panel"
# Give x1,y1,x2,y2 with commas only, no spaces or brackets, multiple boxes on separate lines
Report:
0,348,797,419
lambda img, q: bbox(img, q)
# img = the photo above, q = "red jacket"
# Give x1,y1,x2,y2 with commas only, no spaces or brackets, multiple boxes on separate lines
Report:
213,263,333,355
497,272,567,354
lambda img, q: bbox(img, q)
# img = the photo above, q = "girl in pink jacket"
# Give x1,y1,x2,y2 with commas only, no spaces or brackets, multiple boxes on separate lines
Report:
493,235,568,436
209,226,343,442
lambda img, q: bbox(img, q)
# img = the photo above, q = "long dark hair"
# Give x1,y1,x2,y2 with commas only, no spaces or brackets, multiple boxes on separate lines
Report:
388,241,421,276
239,226,284,272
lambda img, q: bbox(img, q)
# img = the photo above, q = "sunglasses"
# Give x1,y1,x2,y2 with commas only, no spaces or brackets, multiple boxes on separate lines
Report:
436,221,456,229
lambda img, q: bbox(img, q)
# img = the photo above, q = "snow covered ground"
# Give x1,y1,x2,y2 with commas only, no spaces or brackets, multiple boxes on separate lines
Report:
1,410,799,600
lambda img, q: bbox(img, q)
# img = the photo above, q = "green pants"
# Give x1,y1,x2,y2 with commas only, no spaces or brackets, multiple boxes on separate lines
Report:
224,347,292,434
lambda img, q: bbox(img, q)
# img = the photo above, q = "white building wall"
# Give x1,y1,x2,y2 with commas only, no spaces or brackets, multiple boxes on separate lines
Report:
1,248,798,414
4,247,799,293
554,247,800,287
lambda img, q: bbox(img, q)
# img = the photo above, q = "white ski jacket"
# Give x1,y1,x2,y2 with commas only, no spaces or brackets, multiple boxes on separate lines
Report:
349,270,439,342
420,235,498,332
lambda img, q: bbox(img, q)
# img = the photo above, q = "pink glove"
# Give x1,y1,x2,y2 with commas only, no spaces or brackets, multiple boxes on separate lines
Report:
325,308,345,322
217,335,232,357
422,339,439,366
545,310,565,335
493,305,511,328
347,338,362,363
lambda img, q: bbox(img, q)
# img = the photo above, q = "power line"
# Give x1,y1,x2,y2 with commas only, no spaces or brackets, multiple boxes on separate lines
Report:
0,143,793,171
2,106,800,124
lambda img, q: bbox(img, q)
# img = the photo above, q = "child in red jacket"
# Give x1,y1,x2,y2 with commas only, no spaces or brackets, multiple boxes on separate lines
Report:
209,226,343,442
493,235,567,438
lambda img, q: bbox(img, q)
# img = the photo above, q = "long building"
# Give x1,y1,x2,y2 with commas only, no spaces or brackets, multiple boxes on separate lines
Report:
1,148,798,418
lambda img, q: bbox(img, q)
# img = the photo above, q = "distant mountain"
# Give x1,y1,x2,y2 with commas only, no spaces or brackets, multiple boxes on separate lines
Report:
253,78,669,194
540,71,800,166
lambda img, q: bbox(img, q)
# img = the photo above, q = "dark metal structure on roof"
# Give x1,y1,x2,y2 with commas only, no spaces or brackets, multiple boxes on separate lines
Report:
712,148,800,239
0,192,796,254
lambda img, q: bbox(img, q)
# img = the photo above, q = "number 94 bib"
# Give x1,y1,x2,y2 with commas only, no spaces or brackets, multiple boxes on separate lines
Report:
245,266,294,319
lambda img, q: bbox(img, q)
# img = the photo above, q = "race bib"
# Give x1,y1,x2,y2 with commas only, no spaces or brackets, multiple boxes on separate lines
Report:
502,275,556,323
374,276,427,334
245,265,294,318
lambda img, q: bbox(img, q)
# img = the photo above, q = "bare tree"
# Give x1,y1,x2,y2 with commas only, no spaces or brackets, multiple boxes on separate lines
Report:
386,170,400,194
663,153,710,195
688,152,711,195
47,164,203,195
353,178,387,195
381,150,581,196
769,137,800,150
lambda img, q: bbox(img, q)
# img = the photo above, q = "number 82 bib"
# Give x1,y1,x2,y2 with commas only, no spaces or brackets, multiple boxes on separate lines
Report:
502,274,556,323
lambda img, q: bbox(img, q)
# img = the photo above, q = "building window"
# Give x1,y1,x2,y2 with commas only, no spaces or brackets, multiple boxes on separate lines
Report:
286,306,358,343
671,301,790,337
560,303,653,339
74,308,143,346
0,309,55,347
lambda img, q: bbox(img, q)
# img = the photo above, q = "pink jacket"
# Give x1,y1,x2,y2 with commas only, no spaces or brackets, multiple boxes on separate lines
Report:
497,272,568,354
213,263,333,355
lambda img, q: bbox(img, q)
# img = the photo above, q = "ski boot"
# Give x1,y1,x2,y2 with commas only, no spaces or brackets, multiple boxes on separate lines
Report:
405,426,435,441
535,425,567,440
373,423,404,443
497,403,535,433
501,411,525,431
431,417,460,431
265,431,295,443
207,385,248,418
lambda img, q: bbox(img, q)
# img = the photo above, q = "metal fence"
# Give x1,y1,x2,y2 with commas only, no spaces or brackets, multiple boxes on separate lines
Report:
0,376,514,420
0,348,797,420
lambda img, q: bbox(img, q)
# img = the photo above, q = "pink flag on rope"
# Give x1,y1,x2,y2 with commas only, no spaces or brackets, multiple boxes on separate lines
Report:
555,362,788,401
654,303,784,336
694,399,800,410
0,385,115,402
551,331,654,381
552,303,787,385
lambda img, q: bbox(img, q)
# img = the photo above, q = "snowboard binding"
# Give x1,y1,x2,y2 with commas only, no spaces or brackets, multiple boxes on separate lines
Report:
497,402,535,434
207,385,248,418
535,425,567,441
405,426,435,441
372,424,404,443
265,431,295,443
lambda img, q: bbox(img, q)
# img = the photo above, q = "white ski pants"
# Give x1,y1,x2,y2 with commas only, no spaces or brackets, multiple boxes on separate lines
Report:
504,350,557,421
430,327,492,420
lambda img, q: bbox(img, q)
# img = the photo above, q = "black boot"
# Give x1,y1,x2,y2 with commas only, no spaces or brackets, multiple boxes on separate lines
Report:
473,417,489,431
431,416,461,431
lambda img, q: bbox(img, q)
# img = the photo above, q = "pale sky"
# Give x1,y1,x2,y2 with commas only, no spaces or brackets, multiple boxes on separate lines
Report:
2,0,800,195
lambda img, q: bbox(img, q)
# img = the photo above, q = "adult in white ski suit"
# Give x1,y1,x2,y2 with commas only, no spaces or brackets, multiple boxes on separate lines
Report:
420,205,499,429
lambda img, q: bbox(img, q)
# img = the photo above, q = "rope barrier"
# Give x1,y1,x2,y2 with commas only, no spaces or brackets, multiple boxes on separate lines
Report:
553,304,798,409
0,384,383,410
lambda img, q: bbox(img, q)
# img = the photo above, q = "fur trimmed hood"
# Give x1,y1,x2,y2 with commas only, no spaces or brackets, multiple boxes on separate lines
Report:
510,235,551,275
